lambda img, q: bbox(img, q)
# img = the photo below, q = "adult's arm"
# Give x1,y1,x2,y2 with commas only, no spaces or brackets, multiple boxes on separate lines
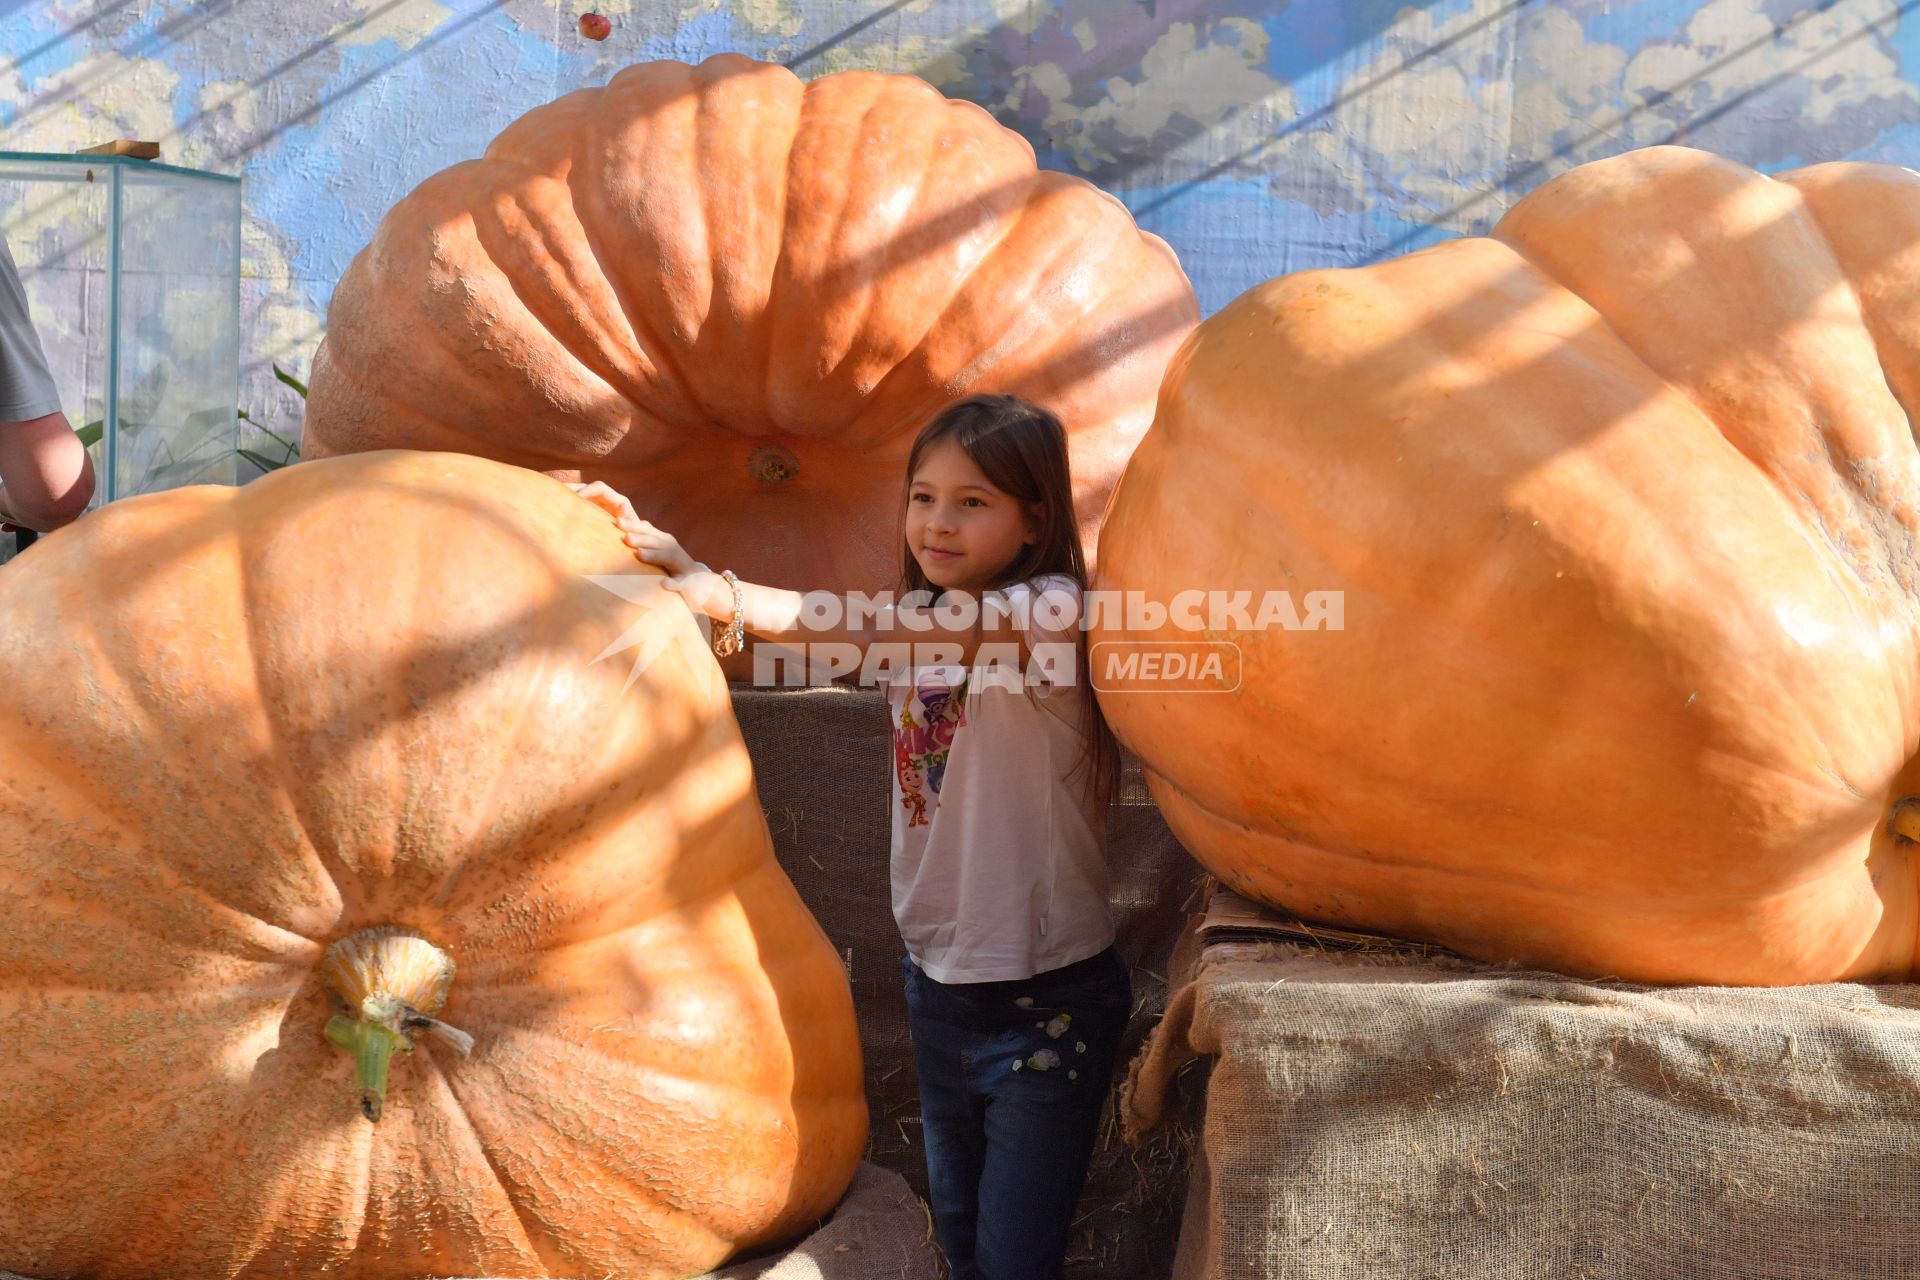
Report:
0,412,94,530
0,234,95,531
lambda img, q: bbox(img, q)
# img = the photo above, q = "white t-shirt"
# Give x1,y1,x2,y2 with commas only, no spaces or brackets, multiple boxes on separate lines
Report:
0,236,63,422
879,575,1115,983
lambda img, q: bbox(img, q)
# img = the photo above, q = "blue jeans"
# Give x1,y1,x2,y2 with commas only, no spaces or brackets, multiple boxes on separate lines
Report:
902,947,1133,1280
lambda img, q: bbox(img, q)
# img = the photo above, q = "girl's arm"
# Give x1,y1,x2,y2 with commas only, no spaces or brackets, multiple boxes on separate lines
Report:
569,481,877,651
676,571,1076,680
673,568,879,653
568,482,1075,673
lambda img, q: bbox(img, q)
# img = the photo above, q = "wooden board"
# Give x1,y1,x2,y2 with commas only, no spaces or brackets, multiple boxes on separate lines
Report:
1197,884,1453,955
75,140,159,159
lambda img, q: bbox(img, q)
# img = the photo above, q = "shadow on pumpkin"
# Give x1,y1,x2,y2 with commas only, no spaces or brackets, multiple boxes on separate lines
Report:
1097,149,1920,989
0,457,861,1271
366,59,1204,440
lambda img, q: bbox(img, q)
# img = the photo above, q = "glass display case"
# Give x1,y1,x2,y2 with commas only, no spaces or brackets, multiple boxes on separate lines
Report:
0,150,242,510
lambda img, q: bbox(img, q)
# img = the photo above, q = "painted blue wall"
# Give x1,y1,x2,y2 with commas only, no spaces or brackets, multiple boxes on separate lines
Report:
4,0,1917,452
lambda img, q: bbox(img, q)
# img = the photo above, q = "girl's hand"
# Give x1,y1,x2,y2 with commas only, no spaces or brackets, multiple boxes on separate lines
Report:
565,481,702,577
662,567,735,622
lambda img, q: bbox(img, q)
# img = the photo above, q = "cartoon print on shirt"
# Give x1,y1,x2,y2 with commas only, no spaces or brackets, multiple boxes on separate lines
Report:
895,738,930,828
895,671,969,825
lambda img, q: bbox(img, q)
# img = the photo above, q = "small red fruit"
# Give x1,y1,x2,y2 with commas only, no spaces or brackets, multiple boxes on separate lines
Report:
577,12,611,40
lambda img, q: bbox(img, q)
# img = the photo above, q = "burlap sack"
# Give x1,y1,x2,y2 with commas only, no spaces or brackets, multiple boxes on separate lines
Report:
1126,931,1920,1280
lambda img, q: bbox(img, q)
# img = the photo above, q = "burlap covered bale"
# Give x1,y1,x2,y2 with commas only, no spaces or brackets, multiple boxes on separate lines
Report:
1126,922,1920,1280
734,684,1207,1278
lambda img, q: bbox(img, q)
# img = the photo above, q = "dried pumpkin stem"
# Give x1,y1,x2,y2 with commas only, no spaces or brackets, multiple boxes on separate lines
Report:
319,927,470,1124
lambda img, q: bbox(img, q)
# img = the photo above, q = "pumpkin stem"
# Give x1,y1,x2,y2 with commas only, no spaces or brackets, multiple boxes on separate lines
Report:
326,1013,407,1121
1893,799,1920,844
318,927,471,1124
747,443,800,487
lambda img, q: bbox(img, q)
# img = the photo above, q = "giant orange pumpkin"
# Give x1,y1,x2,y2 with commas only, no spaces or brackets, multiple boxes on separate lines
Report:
0,451,865,1277
1094,146,1920,986
304,54,1197,596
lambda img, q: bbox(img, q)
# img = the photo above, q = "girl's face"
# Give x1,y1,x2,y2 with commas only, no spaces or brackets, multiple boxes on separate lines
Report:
906,439,1035,592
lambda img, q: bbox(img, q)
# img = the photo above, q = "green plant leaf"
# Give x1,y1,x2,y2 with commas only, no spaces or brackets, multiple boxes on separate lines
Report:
272,363,309,399
74,419,103,447
117,361,171,427
250,424,301,455
238,447,298,474
180,405,236,431
138,455,230,490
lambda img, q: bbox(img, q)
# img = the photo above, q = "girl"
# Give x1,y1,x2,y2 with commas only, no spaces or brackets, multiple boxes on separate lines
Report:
572,394,1130,1280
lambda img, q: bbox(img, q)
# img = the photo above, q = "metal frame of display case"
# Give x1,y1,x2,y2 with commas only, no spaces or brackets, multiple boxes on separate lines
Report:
0,150,243,505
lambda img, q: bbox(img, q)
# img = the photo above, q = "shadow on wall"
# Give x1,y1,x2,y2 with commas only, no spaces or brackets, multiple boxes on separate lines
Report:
1355,0,1920,263
857,0,1919,258
2,0,513,255
4,0,1915,480
9,0,1910,271
922,0,1460,191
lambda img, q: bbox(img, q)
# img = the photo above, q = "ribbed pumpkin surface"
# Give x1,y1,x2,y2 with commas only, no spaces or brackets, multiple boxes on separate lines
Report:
0,451,865,1277
304,54,1197,594
1095,146,1920,986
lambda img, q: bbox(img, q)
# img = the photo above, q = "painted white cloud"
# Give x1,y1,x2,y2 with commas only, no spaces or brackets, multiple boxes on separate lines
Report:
0,38,327,461
1510,6,1631,164
732,0,807,41
984,0,1050,40
1616,0,1919,162
1306,0,1919,235
1294,0,1535,232
514,0,796,36
333,0,456,49
2,51,181,157
1345,57,1515,216
180,77,268,168
1011,18,1298,184
0,52,186,270
819,33,969,82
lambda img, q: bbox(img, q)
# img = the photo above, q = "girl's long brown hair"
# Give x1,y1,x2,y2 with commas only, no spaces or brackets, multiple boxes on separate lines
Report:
898,394,1122,807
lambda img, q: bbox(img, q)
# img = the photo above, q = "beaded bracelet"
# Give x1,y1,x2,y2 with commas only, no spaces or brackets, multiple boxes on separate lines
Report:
712,569,746,657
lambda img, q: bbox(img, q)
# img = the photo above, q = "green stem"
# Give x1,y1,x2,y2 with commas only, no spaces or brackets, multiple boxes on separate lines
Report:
325,1013,408,1122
